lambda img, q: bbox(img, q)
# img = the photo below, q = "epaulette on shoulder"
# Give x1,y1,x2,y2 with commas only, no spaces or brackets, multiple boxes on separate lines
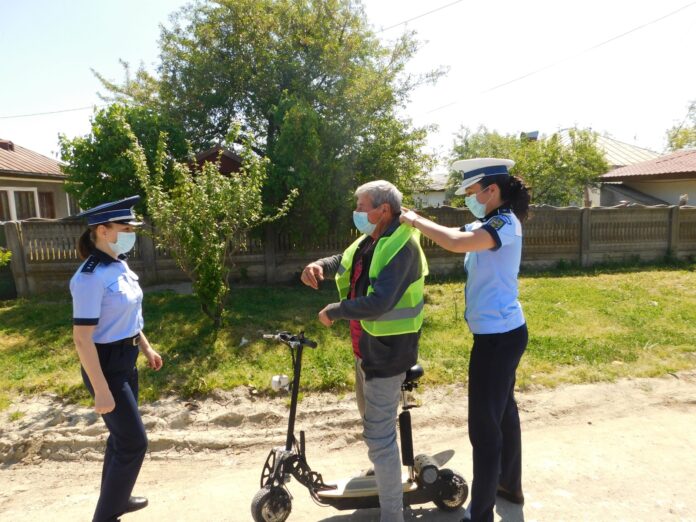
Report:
81,255,100,273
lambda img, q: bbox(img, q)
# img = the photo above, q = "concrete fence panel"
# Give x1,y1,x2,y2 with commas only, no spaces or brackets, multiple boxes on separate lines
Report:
2,205,693,297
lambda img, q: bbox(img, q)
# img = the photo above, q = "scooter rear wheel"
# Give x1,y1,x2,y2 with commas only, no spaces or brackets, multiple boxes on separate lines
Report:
433,468,468,512
251,486,292,522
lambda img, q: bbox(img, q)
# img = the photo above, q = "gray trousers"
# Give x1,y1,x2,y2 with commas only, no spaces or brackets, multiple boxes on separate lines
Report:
355,358,406,522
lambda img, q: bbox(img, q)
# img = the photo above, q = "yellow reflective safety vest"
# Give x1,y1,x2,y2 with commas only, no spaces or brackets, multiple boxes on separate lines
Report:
335,224,428,336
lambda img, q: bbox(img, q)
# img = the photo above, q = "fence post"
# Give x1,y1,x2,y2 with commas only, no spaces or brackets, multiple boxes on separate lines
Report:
4,221,29,297
667,205,680,258
580,207,591,267
138,228,158,284
264,226,277,283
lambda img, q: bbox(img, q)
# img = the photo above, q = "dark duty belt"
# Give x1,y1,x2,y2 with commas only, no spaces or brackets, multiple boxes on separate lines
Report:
96,334,141,348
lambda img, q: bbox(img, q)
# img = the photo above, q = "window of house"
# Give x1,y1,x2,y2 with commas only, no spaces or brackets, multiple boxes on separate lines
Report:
0,191,10,221
14,190,38,219
0,188,40,220
39,192,56,219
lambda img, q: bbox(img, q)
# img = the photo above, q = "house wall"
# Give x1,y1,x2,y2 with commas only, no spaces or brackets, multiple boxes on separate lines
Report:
586,186,601,206
413,190,447,209
625,180,696,205
597,186,660,207
0,176,71,219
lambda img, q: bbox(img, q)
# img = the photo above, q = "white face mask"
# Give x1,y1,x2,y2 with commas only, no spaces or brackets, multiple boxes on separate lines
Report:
108,232,137,255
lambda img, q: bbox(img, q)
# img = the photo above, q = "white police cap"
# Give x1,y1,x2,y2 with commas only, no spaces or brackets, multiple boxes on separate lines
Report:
75,195,143,226
452,158,515,195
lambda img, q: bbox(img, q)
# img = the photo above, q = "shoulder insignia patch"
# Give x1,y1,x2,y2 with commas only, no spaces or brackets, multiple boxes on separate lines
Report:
487,216,507,230
81,255,99,273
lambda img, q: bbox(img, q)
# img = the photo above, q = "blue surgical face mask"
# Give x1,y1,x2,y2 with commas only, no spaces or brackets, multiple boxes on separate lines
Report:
108,231,137,255
353,211,376,235
465,187,491,218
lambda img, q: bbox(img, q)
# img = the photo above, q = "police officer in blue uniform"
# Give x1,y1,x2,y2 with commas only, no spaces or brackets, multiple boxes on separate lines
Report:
399,159,530,522
70,196,163,522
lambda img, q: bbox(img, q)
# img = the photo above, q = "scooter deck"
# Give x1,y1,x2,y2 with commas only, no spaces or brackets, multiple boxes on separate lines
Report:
316,449,455,500
316,472,416,499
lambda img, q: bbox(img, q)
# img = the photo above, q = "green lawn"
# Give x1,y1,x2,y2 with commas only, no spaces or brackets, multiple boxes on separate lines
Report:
1,264,695,409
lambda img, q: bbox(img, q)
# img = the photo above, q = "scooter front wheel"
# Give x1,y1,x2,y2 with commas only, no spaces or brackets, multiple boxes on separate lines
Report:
251,486,292,522
433,468,469,512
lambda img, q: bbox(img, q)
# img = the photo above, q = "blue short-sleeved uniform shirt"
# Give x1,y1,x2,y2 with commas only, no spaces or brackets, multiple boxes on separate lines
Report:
70,249,144,344
463,207,525,335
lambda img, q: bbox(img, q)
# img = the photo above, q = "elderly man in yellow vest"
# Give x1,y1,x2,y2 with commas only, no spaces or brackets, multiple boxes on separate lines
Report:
301,180,428,522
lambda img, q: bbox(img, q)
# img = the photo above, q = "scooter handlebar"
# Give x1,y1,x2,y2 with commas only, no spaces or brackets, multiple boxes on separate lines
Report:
262,332,317,348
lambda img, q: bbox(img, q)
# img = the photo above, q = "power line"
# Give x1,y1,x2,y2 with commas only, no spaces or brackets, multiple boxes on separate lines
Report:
377,0,464,33
427,0,696,114
0,104,105,119
3,1,693,120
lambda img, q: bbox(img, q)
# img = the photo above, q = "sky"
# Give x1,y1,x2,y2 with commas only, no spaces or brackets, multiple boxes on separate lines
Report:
2,0,696,167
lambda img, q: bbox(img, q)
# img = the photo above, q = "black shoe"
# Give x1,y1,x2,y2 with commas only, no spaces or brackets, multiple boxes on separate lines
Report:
124,496,149,513
497,485,524,505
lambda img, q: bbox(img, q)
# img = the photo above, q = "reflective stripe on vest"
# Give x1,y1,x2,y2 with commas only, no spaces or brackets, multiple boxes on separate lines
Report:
335,224,428,337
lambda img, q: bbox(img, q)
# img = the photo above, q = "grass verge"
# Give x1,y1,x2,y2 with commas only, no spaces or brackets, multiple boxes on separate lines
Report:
1,263,695,408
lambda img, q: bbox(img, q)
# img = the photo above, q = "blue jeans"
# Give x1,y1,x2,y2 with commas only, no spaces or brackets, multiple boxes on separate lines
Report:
358,363,406,522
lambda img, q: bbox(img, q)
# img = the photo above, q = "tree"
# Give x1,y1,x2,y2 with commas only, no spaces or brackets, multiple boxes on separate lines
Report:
125,124,296,327
97,0,439,241
666,102,696,151
448,127,608,206
59,104,190,214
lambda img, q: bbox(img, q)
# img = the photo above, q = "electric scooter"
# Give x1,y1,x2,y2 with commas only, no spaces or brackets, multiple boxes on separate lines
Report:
250,331,468,522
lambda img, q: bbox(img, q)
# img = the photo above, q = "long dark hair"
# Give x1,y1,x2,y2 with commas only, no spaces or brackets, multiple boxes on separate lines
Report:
77,223,112,260
483,174,531,222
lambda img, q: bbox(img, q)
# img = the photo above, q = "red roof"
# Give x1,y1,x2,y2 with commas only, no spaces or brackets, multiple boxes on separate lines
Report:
0,139,64,178
195,146,243,175
602,148,696,181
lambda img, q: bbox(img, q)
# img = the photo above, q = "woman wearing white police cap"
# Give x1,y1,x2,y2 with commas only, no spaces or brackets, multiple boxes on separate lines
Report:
70,195,163,522
400,158,530,522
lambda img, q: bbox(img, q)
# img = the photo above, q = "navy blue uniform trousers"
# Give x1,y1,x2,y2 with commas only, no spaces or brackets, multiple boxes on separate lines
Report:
82,343,147,522
468,323,527,522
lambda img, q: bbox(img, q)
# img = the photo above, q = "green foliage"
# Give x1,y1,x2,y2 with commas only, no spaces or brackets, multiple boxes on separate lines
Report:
448,127,608,206
0,248,10,268
666,102,696,151
59,103,190,214
97,0,439,241
124,123,297,327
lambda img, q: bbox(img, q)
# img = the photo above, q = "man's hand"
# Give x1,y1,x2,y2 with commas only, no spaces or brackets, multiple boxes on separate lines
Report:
318,305,334,327
301,262,324,290
400,206,420,226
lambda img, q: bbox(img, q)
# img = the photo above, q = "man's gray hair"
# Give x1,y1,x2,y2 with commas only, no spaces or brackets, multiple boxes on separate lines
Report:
355,180,402,214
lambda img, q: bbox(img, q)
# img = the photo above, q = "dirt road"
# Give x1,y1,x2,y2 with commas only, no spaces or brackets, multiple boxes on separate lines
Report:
2,372,695,521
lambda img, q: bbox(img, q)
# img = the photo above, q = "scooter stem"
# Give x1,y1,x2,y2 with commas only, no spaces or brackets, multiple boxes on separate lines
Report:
286,344,303,451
